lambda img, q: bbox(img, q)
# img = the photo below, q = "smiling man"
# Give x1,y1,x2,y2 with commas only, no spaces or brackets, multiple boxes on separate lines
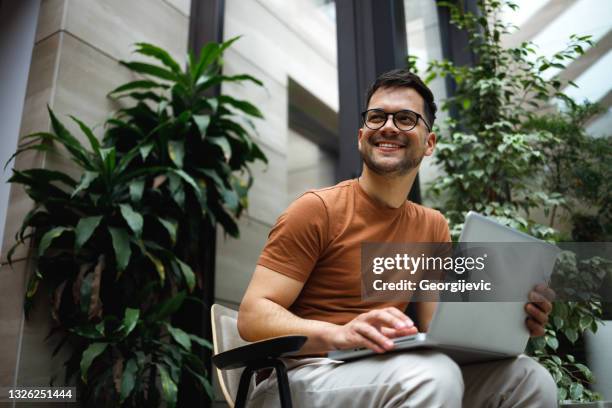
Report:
238,69,557,407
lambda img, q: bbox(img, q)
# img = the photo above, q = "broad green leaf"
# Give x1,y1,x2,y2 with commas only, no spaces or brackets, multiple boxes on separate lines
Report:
157,364,178,408
545,335,559,351
145,251,165,283
47,108,92,169
109,79,169,95
108,227,131,271
70,323,105,339
72,171,99,197
129,179,145,203
148,292,186,321
75,216,103,249
166,323,191,351
134,43,182,74
189,334,213,350
218,95,263,118
117,308,140,338
120,358,138,403
139,143,154,161
569,382,584,400
119,61,178,81
119,204,144,237
175,258,195,292
168,140,185,168
70,116,101,156
208,136,231,161
193,115,210,137
158,217,177,245
80,342,108,383
38,226,72,257
185,366,214,399
100,147,116,176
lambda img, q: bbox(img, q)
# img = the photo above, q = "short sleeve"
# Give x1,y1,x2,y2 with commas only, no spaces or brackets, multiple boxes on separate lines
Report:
257,192,328,282
436,212,451,243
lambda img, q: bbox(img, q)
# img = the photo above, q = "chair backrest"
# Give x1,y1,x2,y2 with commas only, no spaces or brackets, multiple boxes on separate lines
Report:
211,304,251,407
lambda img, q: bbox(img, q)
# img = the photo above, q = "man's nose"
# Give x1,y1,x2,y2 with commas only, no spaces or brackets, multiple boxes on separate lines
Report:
380,113,399,133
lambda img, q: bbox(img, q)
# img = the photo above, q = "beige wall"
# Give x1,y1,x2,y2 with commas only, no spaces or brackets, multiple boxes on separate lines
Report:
0,0,190,395
214,0,338,309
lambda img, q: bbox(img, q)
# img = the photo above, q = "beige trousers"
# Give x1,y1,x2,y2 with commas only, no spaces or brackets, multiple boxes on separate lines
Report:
249,351,558,408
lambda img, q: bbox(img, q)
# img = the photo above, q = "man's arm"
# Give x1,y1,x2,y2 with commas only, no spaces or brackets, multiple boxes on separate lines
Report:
238,265,418,354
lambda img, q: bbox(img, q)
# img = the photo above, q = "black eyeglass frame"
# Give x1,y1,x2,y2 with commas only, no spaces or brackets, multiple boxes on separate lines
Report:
361,108,432,133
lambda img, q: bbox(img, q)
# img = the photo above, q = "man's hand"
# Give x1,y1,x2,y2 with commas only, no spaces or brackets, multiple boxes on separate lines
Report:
325,307,418,353
525,284,555,337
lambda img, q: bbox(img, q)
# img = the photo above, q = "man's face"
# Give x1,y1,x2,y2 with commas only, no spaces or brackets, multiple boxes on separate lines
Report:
358,87,435,177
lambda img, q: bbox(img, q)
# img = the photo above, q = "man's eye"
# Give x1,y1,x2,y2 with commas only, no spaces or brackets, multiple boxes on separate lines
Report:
368,114,385,122
396,113,416,125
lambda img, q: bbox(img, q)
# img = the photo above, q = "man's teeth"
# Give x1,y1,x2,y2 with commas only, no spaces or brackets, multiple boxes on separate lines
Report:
378,143,400,148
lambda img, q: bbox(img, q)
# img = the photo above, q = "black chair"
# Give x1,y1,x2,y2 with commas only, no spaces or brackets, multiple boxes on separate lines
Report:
210,304,307,407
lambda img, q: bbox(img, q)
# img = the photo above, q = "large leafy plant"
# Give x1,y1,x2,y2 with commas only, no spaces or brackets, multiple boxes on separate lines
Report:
418,0,607,402
7,38,266,407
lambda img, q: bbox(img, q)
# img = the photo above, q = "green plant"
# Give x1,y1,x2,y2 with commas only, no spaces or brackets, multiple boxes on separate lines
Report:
7,38,266,407
418,0,606,402
523,101,612,241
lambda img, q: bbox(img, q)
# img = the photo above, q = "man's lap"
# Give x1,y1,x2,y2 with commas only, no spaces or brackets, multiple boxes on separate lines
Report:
249,351,557,408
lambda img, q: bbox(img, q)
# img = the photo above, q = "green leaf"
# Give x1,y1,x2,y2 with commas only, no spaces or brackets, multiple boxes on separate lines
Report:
148,292,186,321
38,226,72,257
109,227,131,271
157,364,178,408
166,324,192,351
100,147,116,174
545,335,559,351
139,143,154,161
72,171,99,197
120,358,138,403
109,79,169,95
119,204,144,237
75,216,103,249
168,140,185,168
119,61,178,81
189,335,213,350
208,136,231,161
117,308,140,338
129,179,145,203
218,95,263,118
80,342,108,383
145,251,165,283
70,116,101,156
175,258,195,292
134,43,182,74
193,115,210,137
570,382,584,400
158,218,178,246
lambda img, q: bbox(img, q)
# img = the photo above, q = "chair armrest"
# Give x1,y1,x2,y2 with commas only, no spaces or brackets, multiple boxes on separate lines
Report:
212,335,307,370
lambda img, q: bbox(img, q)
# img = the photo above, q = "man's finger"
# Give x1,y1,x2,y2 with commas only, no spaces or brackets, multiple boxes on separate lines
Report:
385,307,414,326
525,303,549,326
535,284,556,302
526,317,545,337
355,322,394,351
528,291,552,314
367,309,413,330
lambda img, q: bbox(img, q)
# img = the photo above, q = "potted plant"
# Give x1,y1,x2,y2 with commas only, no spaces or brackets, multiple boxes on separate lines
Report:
7,38,266,407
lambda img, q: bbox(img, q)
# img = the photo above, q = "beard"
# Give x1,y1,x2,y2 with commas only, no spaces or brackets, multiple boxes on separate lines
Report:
359,135,426,177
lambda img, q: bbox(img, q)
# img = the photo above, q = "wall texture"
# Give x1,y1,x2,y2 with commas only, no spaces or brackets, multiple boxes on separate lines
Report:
0,0,190,398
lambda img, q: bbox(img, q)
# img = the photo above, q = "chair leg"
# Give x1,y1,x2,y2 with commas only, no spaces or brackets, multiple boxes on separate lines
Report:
235,366,255,408
272,360,293,408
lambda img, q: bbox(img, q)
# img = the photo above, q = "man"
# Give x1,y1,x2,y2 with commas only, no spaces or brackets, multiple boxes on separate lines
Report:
238,69,557,407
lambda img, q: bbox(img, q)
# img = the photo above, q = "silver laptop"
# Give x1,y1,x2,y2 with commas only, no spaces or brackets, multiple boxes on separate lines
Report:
327,211,560,364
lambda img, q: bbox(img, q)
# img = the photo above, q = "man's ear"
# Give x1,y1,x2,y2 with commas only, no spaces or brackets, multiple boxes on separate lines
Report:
424,132,436,156
358,127,364,150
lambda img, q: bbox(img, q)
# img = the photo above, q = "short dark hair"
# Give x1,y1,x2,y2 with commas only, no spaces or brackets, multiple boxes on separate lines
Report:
364,69,437,128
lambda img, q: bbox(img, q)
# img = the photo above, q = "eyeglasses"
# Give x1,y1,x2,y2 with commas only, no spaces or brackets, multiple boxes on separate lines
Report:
361,109,431,132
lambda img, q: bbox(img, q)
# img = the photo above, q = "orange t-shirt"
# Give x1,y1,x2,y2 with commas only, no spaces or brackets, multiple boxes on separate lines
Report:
257,178,450,326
